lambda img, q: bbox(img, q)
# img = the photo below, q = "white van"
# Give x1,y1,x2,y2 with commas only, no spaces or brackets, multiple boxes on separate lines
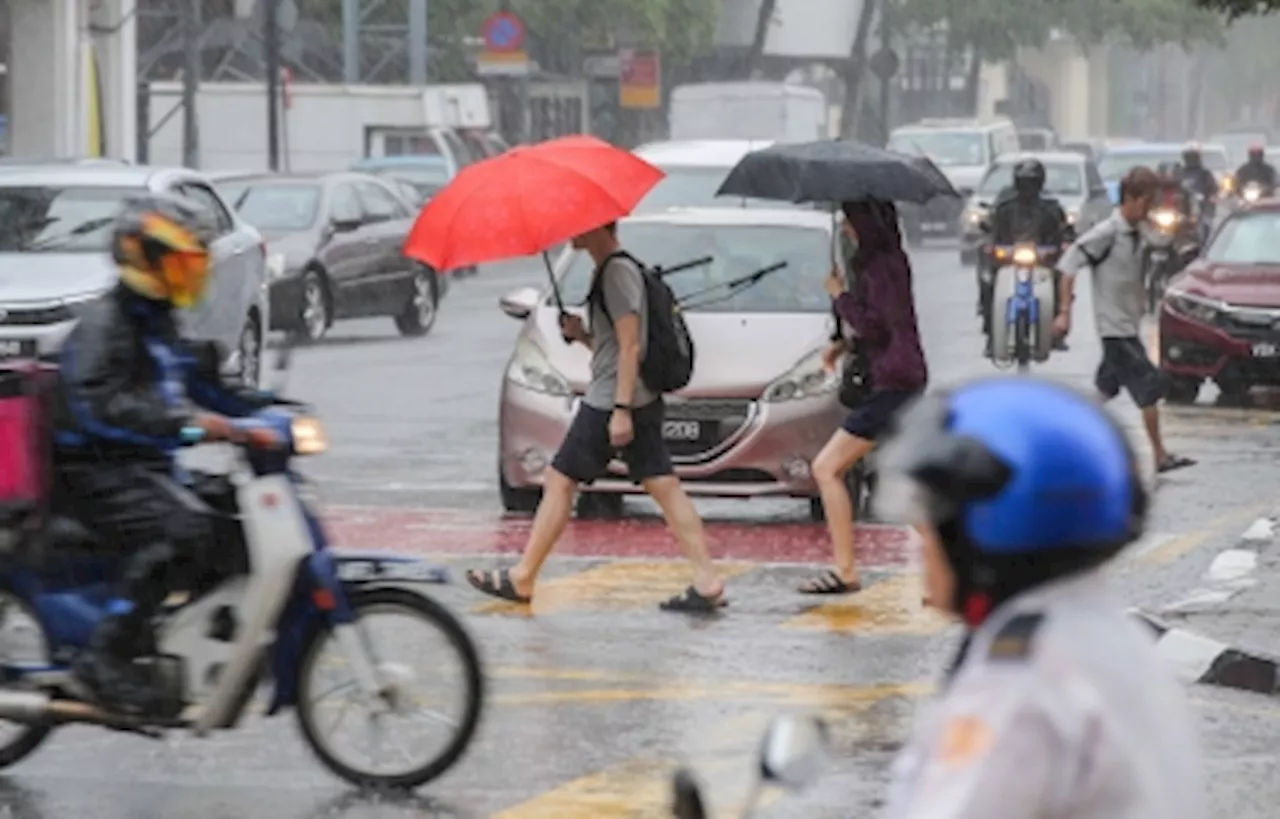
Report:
668,82,827,143
887,118,1019,241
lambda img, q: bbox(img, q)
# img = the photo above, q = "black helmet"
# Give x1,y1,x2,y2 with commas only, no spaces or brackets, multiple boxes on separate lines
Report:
1182,145,1202,167
1012,158,1045,197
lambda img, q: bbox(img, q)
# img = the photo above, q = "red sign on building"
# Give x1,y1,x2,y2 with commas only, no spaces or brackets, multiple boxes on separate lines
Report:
619,49,661,109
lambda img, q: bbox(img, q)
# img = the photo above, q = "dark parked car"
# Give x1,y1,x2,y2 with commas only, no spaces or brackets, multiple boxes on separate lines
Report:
216,172,440,342
1159,200,1280,403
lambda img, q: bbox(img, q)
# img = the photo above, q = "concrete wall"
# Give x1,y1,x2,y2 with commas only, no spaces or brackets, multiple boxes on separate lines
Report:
6,0,135,160
977,40,1110,140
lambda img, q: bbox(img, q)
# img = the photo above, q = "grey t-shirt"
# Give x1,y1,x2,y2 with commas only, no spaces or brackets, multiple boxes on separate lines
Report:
1058,210,1145,338
584,253,657,411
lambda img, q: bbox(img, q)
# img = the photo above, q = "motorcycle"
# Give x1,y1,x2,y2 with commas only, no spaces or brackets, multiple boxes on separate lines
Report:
1145,207,1200,314
0,345,484,789
1240,180,1267,204
672,714,830,818
986,242,1059,372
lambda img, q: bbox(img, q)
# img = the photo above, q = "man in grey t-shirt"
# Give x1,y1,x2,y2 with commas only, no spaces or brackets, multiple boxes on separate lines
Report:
1055,166,1195,474
467,221,726,613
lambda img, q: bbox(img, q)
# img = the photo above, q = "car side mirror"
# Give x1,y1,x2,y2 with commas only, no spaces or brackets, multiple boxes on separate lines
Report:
499,286,540,320
758,715,830,790
330,217,362,233
977,218,991,233
1179,244,1202,266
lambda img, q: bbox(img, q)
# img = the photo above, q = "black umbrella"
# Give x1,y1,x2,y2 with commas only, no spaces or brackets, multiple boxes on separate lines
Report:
716,139,960,205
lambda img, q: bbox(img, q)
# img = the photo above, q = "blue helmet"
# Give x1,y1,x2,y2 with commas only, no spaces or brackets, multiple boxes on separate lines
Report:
877,378,1145,556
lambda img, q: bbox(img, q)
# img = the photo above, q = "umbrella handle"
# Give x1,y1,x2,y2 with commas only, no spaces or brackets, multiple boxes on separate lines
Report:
541,250,573,343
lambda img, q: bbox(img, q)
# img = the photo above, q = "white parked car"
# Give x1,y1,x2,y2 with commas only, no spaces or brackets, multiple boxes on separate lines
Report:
631,140,812,213
0,165,271,385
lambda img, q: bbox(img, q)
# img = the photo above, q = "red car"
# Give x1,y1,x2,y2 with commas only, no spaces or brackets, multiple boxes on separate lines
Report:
1159,201,1280,403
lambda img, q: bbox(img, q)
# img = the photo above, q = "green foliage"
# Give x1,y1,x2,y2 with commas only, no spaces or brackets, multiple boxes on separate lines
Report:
893,0,1222,57
1189,0,1278,18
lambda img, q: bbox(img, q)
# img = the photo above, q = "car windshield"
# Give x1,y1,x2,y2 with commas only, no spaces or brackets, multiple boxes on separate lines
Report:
368,166,449,198
226,183,319,231
976,162,1083,197
633,166,801,213
1098,149,1228,180
1205,212,1280,264
0,185,139,252
558,223,832,313
887,131,986,167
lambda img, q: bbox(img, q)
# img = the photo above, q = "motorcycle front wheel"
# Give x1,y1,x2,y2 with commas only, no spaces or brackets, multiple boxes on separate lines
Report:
295,588,484,789
0,590,54,768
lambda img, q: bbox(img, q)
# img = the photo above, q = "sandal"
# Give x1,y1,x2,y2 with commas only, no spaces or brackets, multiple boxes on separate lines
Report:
466,568,531,603
1157,454,1197,474
798,569,862,595
659,586,727,613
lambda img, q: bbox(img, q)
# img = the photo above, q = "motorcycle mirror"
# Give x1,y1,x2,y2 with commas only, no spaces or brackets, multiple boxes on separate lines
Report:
671,768,708,819
757,715,830,790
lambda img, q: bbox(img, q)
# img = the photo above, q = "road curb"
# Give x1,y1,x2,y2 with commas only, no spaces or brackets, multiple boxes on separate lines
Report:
1131,609,1280,695
1136,508,1280,695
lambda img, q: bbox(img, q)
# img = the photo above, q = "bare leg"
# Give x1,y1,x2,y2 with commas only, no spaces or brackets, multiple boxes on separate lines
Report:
505,468,577,596
808,430,876,589
643,475,723,598
1141,405,1167,468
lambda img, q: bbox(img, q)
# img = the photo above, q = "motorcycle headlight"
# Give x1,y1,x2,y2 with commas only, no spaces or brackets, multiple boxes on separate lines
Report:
505,337,572,396
290,416,328,455
1011,244,1038,267
963,206,984,226
1243,184,1262,202
1221,175,1235,195
1065,209,1079,225
1165,289,1222,325
1151,209,1180,230
266,252,287,282
762,347,839,403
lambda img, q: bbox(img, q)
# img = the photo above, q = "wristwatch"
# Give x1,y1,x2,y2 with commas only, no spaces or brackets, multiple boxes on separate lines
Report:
614,402,633,411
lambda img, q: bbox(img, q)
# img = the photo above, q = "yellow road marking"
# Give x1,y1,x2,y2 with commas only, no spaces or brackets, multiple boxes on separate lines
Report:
496,692,921,818
780,573,952,635
493,679,931,709
1136,503,1270,565
472,560,756,616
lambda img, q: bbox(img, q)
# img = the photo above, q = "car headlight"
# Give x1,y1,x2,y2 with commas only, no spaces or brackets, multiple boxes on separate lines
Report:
1065,209,1079,224
1011,244,1038,267
266,252,287,282
1165,289,1222,324
505,337,572,396
290,416,328,455
761,347,839,403
963,206,984,226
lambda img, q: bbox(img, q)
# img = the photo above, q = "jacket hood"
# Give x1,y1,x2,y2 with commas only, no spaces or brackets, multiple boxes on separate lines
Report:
842,200,905,262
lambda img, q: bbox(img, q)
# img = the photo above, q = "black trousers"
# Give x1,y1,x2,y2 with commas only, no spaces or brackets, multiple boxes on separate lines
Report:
55,462,212,654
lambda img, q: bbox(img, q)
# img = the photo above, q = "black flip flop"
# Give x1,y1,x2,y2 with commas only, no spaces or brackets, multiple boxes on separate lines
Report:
798,569,862,595
1157,454,1197,474
659,586,727,613
466,568,531,603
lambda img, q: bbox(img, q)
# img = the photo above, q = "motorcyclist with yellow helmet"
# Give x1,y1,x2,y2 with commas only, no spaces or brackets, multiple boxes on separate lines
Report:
51,193,276,713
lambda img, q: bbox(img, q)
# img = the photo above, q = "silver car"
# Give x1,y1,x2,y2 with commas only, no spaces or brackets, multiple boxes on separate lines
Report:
0,165,270,384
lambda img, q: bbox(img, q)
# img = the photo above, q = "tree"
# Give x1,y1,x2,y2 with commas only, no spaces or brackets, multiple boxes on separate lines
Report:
1188,0,1279,17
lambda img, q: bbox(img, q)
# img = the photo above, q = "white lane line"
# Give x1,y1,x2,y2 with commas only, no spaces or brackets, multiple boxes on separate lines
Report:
1241,517,1276,542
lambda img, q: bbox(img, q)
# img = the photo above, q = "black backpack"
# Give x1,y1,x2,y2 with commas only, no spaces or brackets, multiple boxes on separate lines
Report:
589,250,696,393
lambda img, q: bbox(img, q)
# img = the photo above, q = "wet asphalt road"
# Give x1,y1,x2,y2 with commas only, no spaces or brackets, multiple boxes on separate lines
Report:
7,244,1280,818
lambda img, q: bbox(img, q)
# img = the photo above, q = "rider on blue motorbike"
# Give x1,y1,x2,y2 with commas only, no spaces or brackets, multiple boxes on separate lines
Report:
51,194,277,713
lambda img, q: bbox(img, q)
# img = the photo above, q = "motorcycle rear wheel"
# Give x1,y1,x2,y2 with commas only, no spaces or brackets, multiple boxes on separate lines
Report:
0,591,55,768
295,588,484,790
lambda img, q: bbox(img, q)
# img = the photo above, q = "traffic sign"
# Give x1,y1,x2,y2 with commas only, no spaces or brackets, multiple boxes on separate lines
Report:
619,50,661,109
870,48,901,81
482,11,525,54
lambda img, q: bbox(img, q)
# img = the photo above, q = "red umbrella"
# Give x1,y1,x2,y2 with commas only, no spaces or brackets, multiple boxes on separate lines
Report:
402,134,664,273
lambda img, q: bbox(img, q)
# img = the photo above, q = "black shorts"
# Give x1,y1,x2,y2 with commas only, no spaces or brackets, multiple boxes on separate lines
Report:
841,390,921,441
1097,337,1164,408
550,400,674,484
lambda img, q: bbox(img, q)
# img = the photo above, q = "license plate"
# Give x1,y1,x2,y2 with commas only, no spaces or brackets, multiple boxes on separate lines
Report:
662,420,702,441
1253,342,1280,357
0,339,35,361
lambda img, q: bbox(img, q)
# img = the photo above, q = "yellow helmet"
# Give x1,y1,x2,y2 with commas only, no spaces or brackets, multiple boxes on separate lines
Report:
112,194,214,309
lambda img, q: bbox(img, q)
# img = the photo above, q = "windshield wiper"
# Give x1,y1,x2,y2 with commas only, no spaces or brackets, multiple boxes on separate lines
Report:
24,216,116,251
677,260,789,310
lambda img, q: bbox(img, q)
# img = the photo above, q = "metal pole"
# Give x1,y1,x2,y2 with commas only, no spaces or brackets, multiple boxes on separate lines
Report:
265,0,281,170
181,0,201,168
878,13,891,145
408,0,427,85
342,0,360,83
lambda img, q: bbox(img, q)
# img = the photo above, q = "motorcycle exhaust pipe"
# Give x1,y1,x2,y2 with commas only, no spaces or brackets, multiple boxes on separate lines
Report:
0,691,139,728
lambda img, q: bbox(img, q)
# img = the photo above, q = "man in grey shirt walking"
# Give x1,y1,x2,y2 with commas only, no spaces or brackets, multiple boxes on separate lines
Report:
468,221,726,612
1054,166,1195,474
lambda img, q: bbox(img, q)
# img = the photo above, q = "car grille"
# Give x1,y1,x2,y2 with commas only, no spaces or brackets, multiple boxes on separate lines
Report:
663,397,755,460
0,304,75,326
1213,305,1280,340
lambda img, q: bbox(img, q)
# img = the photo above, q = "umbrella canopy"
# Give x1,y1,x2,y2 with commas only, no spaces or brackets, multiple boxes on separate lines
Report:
716,139,959,205
403,135,664,271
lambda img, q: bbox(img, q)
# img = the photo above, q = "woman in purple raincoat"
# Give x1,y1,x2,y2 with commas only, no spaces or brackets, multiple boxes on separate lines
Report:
799,199,928,595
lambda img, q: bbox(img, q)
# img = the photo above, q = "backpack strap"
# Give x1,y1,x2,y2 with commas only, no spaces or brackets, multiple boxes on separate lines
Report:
589,250,644,326
1077,233,1116,270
